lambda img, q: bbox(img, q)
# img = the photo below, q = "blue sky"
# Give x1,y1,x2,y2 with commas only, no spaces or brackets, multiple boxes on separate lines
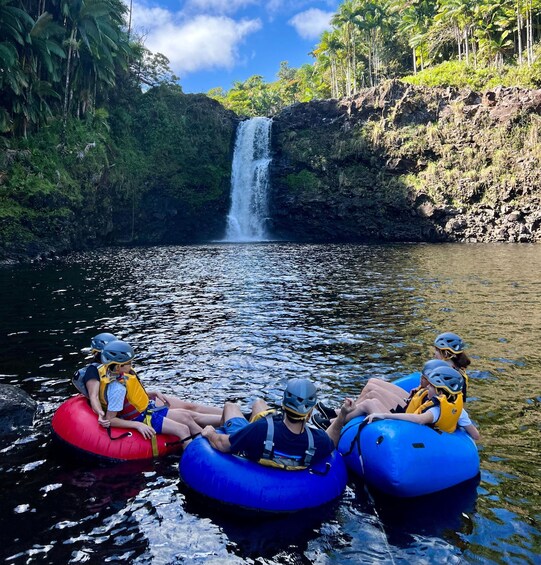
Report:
128,0,340,93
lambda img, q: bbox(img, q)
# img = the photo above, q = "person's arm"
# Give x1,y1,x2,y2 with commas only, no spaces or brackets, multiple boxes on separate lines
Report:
147,390,169,405
105,409,156,439
201,425,232,452
366,411,434,425
103,382,154,438
326,398,355,446
86,379,109,427
459,409,480,440
463,423,480,441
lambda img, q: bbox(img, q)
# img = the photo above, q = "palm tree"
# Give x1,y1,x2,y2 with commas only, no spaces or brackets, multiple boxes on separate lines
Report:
0,0,35,133
392,0,436,72
313,30,345,98
60,0,129,139
332,0,360,95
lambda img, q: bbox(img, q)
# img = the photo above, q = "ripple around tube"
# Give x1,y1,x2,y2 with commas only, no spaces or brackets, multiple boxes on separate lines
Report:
224,117,272,242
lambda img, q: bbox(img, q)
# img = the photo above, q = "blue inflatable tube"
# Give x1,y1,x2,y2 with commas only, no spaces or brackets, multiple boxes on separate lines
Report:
179,437,348,513
338,373,480,497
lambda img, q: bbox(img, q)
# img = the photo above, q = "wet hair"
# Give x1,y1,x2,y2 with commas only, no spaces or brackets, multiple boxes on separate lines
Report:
437,347,471,369
453,351,471,369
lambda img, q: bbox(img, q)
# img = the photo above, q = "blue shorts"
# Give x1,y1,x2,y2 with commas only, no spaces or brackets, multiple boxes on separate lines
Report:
223,417,249,435
134,403,169,433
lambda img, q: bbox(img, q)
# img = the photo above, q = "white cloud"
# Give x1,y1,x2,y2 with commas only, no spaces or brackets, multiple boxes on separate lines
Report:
184,0,259,14
130,3,172,29
141,15,262,75
288,8,333,40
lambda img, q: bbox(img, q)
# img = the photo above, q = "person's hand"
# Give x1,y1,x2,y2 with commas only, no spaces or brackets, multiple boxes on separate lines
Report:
339,397,355,418
366,413,385,424
98,412,110,428
135,422,156,439
201,425,215,439
154,391,169,405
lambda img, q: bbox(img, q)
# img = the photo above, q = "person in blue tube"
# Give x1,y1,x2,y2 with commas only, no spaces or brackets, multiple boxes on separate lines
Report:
201,378,354,469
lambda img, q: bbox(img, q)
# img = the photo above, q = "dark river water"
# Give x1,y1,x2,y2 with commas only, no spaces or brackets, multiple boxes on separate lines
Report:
0,243,539,564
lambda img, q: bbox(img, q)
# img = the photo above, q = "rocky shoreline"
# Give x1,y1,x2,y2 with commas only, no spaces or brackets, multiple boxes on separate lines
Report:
0,385,37,437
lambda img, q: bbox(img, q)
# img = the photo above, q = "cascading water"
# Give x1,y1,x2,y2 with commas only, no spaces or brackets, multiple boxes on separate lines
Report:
224,117,272,241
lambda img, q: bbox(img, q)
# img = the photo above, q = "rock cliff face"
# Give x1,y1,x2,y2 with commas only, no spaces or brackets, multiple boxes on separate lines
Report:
0,90,239,262
109,91,239,245
269,80,541,242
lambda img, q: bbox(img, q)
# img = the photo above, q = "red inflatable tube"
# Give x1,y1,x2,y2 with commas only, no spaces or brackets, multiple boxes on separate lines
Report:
51,395,181,461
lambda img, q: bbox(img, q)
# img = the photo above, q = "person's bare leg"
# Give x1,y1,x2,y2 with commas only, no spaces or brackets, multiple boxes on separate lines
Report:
360,388,406,410
345,398,389,423
250,399,270,420
162,409,203,436
160,418,193,446
158,395,222,415
166,408,221,428
221,401,245,425
357,379,407,403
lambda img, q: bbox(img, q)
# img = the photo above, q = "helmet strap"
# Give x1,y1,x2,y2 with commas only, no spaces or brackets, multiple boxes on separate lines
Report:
283,408,311,423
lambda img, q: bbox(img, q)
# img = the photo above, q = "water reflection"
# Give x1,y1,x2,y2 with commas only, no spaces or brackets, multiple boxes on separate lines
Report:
0,243,540,563
183,494,343,560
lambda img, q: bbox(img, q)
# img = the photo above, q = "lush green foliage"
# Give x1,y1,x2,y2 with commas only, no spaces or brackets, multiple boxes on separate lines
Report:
404,58,541,90
211,0,541,116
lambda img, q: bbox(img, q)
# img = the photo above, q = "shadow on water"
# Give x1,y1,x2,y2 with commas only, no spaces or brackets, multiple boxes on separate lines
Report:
181,485,342,560
352,475,480,545
0,434,156,563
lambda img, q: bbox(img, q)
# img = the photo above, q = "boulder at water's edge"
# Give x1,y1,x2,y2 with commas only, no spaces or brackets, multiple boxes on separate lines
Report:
0,384,37,436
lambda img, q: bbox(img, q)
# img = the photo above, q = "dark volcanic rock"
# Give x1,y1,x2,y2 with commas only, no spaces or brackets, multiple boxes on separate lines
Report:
269,80,541,243
0,384,37,436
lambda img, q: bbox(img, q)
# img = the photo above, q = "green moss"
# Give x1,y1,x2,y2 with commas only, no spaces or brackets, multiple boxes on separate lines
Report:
285,170,320,194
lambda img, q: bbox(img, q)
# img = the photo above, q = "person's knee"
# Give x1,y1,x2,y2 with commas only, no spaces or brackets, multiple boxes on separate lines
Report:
359,381,376,396
163,418,189,438
223,401,243,420
251,398,269,415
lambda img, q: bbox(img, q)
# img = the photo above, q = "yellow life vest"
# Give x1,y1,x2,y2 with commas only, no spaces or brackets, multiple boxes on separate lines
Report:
99,370,149,420
416,393,464,433
405,388,429,414
249,409,276,423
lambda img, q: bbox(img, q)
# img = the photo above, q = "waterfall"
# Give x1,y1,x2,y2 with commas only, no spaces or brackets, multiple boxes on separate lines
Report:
224,117,272,242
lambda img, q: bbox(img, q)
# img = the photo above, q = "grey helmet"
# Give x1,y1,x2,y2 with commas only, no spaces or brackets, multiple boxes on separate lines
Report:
421,359,449,377
434,332,465,354
90,332,117,353
282,378,318,417
425,365,464,396
101,340,135,366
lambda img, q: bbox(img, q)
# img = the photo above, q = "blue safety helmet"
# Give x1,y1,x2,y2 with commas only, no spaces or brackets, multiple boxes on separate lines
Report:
421,359,449,377
425,365,463,396
101,340,135,366
282,378,318,417
90,332,117,353
434,332,465,354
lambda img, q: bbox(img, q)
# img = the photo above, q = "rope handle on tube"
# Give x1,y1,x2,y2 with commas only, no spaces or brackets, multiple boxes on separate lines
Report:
165,432,201,447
